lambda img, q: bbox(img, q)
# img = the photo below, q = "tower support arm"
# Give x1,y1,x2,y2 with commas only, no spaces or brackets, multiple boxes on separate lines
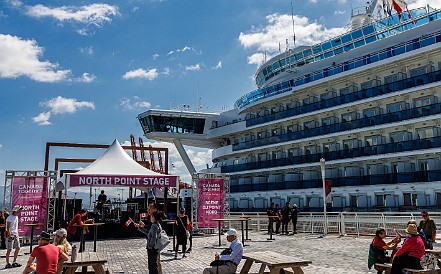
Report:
173,139,197,175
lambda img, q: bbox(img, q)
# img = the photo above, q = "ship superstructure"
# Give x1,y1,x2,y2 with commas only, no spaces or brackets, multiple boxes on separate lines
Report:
138,4,441,211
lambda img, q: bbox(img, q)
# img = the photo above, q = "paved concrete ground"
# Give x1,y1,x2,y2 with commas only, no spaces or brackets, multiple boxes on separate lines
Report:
0,232,387,273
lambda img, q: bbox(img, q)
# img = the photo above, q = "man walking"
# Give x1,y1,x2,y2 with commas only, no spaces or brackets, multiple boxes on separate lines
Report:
420,211,436,247
5,205,22,269
291,204,300,234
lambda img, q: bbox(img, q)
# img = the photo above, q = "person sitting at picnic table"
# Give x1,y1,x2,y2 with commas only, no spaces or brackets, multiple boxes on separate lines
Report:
203,228,243,274
22,231,69,274
368,228,400,274
390,224,425,274
53,228,72,274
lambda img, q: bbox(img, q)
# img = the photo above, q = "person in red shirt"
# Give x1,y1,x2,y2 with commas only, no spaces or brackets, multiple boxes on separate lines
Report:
391,224,425,274
22,231,68,274
66,209,89,252
369,228,400,273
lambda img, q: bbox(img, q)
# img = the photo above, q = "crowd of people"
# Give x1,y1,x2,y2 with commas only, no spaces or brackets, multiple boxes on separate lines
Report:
368,210,437,274
1,201,438,274
266,202,300,234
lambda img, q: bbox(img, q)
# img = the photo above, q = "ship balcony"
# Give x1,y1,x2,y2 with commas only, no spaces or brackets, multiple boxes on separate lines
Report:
236,28,441,110
246,69,441,127
233,103,441,151
230,170,441,192
223,136,441,173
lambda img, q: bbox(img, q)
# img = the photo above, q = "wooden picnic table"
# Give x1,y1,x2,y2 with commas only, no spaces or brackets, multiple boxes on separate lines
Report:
24,223,44,253
240,251,312,274
212,218,248,247
63,251,107,274
73,223,105,252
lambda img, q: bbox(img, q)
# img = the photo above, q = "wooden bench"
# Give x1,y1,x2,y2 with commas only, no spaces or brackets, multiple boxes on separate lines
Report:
374,263,438,274
62,252,108,274
240,251,311,274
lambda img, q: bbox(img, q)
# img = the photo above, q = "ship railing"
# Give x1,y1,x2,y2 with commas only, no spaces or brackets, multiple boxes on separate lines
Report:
228,211,441,236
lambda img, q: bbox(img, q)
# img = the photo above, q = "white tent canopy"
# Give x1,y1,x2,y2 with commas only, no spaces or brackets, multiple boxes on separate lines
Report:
59,139,178,189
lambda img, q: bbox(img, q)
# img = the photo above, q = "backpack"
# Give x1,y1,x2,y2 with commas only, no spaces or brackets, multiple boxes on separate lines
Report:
154,226,170,251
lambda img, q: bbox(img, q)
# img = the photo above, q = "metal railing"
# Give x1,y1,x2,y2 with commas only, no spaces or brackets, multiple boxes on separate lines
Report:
225,212,441,237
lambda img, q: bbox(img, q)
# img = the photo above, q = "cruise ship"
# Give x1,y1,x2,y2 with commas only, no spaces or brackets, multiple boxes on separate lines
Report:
138,2,441,212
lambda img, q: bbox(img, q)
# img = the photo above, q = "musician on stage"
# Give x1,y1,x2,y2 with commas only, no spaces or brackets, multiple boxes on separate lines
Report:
96,190,107,220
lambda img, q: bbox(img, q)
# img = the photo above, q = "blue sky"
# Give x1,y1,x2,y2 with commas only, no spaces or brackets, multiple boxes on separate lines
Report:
0,0,437,207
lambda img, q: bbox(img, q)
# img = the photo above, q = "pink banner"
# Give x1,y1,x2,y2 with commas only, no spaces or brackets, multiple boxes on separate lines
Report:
69,174,178,188
197,178,224,228
12,177,48,237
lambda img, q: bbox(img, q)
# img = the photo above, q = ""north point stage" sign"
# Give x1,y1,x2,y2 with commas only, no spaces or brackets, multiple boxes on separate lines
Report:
69,174,178,188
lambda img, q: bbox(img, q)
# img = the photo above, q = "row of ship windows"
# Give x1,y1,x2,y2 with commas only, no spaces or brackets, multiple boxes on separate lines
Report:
235,29,441,109
215,127,440,168
227,96,438,148
226,157,439,178
231,192,441,209
247,65,433,121
255,7,434,87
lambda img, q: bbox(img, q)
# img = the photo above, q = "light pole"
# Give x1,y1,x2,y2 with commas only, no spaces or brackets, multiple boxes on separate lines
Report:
320,158,328,235
73,192,77,218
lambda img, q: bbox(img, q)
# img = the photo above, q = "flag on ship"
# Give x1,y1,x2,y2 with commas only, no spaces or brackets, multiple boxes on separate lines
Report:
391,0,408,19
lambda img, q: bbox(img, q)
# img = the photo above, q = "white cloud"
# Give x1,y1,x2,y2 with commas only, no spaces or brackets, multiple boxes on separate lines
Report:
0,34,71,82
119,96,152,110
0,144,3,149
32,111,52,125
334,10,346,15
408,0,441,9
25,3,119,27
213,61,222,70
122,68,158,80
167,50,174,56
185,63,201,71
75,72,96,83
239,13,346,65
167,46,201,57
152,53,159,60
338,0,348,3
79,46,94,55
33,96,95,125
247,52,267,66
162,67,170,76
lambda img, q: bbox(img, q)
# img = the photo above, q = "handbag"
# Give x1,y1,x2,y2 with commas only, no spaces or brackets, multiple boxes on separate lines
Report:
154,226,170,251
178,216,190,239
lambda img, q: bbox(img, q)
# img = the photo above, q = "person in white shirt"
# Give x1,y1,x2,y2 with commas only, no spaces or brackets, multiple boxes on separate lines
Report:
5,205,22,269
203,228,244,274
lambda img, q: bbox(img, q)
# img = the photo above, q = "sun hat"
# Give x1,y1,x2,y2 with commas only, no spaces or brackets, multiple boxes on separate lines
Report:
405,224,419,235
54,228,67,237
12,205,23,212
224,228,238,237
37,231,52,240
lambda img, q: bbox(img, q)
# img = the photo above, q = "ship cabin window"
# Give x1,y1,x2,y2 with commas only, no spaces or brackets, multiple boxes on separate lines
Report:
387,101,405,113
343,138,358,150
257,131,265,140
340,87,353,96
419,161,429,171
349,195,357,207
287,125,298,134
365,135,383,146
286,101,299,109
416,127,435,139
360,80,373,90
322,117,336,126
403,193,418,206
304,120,316,130
390,131,407,143
288,148,299,157
233,138,239,145
320,90,336,100
436,193,441,206
302,96,317,105
271,128,281,136
363,107,380,118
233,159,239,166
322,142,336,153
384,74,399,84
391,163,399,173
258,153,267,162
375,194,394,207
341,112,356,122
409,66,427,77
414,96,434,107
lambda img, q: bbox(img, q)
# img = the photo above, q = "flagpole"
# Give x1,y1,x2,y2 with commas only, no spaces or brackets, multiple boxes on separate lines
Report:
320,158,327,236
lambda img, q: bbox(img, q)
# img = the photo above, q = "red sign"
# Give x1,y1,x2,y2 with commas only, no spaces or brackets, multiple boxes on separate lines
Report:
12,177,48,237
198,178,224,228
